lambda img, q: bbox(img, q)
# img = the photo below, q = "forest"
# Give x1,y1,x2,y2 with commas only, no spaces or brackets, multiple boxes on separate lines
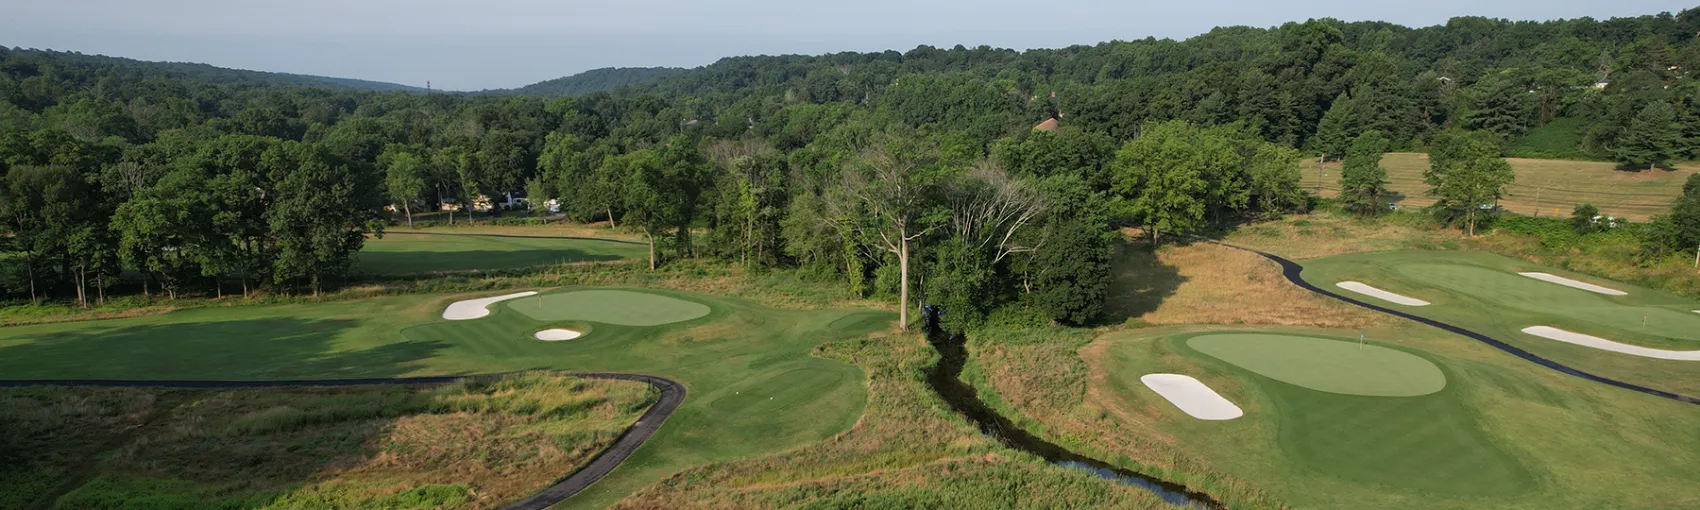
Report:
3,9,1700,329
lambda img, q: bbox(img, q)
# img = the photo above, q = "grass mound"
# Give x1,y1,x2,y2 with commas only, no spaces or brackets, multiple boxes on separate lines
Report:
505,289,711,326
1187,333,1446,397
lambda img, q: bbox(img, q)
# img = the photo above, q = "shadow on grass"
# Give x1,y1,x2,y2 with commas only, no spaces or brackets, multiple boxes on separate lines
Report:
353,249,630,276
0,319,448,380
1102,241,1186,324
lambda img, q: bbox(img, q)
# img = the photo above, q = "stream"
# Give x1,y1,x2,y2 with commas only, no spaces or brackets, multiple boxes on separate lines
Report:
924,329,1220,509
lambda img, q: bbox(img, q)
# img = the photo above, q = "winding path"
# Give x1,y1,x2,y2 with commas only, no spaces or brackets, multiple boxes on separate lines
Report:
0,372,685,510
1204,240,1700,407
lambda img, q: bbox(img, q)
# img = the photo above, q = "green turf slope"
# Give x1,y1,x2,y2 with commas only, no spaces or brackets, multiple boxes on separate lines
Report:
356,233,644,275
1302,250,1700,396
1187,333,1446,396
0,287,893,509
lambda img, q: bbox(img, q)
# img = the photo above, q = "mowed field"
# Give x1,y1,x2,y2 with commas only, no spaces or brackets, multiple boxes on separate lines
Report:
0,287,892,508
1315,153,1698,221
1301,249,1700,396
0,374,653,509
356,231,646,275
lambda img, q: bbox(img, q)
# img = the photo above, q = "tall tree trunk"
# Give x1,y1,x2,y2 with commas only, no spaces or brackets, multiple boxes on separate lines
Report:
97,273,105,306
898,237,910,331
403,202,413,228
75,265,86,308
1468,208,1477,237
646,229,656,270
608,207,617,229
26,261,37,306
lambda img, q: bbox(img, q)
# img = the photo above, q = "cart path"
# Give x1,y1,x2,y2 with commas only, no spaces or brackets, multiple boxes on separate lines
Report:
0,371,685,510
1199,240,1700,407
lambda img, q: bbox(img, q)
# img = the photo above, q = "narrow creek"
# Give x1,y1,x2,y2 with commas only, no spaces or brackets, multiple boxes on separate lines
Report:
924,329,1220,509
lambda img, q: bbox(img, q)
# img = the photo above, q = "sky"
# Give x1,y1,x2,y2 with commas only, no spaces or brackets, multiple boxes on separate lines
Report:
2,1,1695,91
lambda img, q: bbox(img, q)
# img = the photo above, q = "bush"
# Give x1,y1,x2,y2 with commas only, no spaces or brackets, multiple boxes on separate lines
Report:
1571,203,1604,235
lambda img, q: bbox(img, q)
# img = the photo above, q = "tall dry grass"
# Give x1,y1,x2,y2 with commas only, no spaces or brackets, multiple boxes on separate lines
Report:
1121,242,1390,329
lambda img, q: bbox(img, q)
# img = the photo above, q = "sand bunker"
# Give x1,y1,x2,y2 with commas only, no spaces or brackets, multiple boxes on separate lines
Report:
1521,326,1700,361
1336,282,1430,306
534,329,583,341
1518,272,1627,296
442,291,538,320
1140,374,1243,420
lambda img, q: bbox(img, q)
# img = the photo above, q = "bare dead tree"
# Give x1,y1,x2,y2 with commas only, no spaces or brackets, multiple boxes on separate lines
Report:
945,162,1049,264
823,139,940,330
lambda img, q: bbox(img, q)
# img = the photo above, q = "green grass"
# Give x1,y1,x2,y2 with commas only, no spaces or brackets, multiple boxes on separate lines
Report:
1186,333,1447,397
1168,331,1531,496
0,374,652,509
505,289,711,326
1301,249,1700,395
1076,325,1700,509
1505,117,1597,160
356,232,645,275
0,287,893,508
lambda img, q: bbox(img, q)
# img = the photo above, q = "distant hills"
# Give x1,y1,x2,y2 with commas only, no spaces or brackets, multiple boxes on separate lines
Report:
488,67,686,96
0,46,430,93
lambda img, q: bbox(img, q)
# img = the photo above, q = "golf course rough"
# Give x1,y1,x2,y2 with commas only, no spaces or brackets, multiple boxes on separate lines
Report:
507,289,712,326
1335,281,1430,306
1140,373,1243,420
1187,333,1446,397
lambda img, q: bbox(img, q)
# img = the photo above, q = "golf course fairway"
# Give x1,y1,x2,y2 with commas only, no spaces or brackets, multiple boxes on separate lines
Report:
356,232,645,275
0,287,894,509
1300,250,1700,396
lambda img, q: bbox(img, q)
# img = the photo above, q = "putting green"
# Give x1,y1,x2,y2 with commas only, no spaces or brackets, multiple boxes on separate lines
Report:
506,290,711,326
1187,333,1446,396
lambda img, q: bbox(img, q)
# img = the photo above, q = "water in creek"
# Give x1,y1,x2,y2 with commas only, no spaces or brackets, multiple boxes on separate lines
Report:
923,329,1220,509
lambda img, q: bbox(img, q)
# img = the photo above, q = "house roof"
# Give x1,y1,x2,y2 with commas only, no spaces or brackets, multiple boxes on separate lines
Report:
1033,118,1060,132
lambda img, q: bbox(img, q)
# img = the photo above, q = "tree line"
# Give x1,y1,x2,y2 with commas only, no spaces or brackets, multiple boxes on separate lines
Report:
3,8,1700,327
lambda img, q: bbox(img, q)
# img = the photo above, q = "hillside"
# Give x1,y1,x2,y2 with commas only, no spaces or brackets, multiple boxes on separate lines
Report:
494,67,684,96
0,46,426,92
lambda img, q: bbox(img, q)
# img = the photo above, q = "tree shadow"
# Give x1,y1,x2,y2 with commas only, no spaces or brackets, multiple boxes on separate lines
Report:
0,319,449,380
353,249,631,276
1100,240,1186,325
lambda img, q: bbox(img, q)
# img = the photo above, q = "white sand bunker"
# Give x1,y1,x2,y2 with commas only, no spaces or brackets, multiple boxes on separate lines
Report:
1519,272,1627,296
1521,326,1700,361
534,329,583,341
442,291,538,320
1336,281,1430,306
1140,374,1243,420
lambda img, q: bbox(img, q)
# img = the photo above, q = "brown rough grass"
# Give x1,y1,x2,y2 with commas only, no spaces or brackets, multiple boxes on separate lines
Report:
611,332,1168,509
0,374,651,509
1315,153,1698,221
1118,242,1389,329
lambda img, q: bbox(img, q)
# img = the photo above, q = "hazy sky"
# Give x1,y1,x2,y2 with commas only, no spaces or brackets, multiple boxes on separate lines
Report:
2,1,1695,91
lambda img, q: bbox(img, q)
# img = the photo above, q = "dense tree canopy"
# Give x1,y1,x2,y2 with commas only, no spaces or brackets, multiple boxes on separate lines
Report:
3,7,1699,328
